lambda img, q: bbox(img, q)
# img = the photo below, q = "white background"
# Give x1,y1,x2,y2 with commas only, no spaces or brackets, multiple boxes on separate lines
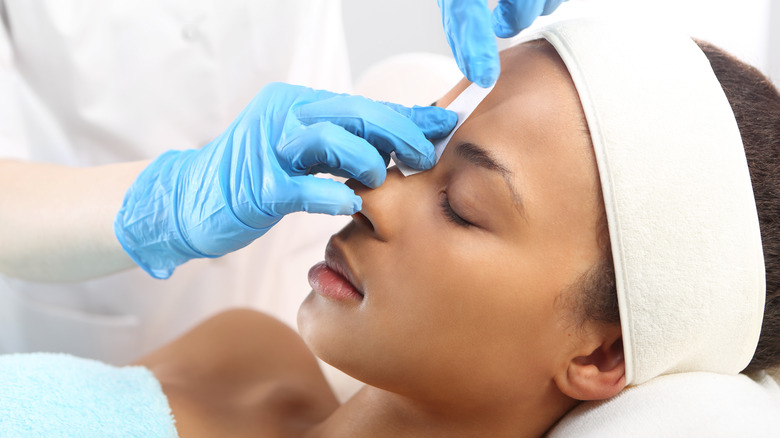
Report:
342,0,779,86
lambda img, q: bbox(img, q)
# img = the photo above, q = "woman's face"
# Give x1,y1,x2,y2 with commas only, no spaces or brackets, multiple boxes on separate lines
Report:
298,41,604,407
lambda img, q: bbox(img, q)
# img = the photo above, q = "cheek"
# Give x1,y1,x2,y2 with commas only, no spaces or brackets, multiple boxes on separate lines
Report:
367,237,565,396
297,197,578,401
296,292,359,365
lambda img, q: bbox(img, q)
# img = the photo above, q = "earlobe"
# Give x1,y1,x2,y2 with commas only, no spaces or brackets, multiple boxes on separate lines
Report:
555,329,626,401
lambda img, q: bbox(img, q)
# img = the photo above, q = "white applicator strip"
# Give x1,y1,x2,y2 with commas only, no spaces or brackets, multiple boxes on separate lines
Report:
393,82,495,176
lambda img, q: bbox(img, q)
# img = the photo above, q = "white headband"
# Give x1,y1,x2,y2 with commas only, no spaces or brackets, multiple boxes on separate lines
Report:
515,17,765,384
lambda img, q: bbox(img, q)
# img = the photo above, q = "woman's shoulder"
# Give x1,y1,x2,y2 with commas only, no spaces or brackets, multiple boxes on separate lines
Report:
137,308,339,438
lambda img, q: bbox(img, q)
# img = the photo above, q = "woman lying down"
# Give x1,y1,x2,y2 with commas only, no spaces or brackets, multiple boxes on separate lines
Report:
4,16,780,437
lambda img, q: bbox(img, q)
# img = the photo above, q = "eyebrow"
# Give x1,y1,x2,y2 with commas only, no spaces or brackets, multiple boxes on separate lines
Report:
454,142,525,218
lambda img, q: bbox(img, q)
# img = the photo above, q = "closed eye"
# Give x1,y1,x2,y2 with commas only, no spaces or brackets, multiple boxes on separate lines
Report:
439,192,474,228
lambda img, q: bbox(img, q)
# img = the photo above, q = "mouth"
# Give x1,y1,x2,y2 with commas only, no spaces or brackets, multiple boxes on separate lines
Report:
307,239,365,302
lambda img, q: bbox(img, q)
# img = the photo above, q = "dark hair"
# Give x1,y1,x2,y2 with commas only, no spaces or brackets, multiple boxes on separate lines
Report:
570,40,780,374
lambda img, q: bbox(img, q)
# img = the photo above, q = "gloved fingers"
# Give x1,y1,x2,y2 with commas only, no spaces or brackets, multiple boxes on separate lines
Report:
438,0,499,87
379,102,457,140
492,0,545,38
295,95,446,171
311,148,391,179
307,153,390,181
273,175,362,217
279,122,388,188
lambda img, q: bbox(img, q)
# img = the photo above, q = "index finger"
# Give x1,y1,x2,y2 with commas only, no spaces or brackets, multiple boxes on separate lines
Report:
439,0,499,87
295,95,455,171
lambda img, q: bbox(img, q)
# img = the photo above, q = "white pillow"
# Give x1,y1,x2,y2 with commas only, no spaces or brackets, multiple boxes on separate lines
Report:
548,372,780,437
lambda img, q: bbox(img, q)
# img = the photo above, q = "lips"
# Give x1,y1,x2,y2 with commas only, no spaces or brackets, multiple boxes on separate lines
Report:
307,240,364,302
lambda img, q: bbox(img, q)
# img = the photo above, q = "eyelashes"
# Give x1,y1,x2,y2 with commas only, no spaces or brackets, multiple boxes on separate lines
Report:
439,192,474,228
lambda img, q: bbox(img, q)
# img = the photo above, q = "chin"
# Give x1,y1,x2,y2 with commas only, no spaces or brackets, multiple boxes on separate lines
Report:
298,292,352,368
297,291,315,333
297,292,379,386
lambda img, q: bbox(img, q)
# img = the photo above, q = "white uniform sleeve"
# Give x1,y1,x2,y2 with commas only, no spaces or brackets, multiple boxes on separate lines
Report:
0,0,29,160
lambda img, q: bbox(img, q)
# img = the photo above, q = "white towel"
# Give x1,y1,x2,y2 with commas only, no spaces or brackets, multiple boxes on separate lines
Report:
0,353,177,437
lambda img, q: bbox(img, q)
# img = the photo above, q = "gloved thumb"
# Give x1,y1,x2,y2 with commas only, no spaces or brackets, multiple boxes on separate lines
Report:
273,175,362,217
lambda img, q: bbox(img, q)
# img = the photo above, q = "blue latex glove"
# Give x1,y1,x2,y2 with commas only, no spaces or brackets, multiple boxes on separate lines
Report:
438,0,567,87
115,82,456,279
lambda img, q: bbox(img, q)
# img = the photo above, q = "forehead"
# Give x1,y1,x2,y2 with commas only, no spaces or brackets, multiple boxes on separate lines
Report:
438,40,584,119
444,40,594,182
438,40,591,165
440,40,601,227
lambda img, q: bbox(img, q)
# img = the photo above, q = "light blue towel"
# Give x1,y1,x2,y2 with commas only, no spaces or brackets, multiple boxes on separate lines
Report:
0,353,178,437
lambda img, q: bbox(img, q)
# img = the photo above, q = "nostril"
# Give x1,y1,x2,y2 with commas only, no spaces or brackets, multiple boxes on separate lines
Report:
352,211,374,233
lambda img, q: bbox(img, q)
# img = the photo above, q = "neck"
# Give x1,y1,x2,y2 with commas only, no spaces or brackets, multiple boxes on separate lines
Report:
306,382,578,438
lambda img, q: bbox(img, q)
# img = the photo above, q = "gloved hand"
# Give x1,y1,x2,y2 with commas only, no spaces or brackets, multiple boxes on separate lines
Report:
115,82,456,279
438,0,567,87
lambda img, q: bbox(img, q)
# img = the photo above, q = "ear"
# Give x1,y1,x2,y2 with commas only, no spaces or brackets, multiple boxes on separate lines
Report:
554,324,626,401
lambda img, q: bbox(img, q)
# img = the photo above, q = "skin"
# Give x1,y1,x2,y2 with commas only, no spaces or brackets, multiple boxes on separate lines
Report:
0,159,146,281
138,40,625,437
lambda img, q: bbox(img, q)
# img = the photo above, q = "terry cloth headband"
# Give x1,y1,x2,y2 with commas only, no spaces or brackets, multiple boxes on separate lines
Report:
514,17,765,385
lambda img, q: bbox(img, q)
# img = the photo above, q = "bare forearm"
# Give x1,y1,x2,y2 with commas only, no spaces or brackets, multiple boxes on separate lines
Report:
0,159,149,282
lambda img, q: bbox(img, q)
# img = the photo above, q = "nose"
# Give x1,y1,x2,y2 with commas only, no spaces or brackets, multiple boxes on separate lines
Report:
347,166,410,241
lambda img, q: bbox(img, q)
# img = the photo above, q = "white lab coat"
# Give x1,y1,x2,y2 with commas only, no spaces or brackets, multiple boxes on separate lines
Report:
0,0,351,364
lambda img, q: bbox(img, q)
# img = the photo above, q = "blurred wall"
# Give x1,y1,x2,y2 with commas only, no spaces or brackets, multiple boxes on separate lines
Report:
342,0,779,86
341,0,451,82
